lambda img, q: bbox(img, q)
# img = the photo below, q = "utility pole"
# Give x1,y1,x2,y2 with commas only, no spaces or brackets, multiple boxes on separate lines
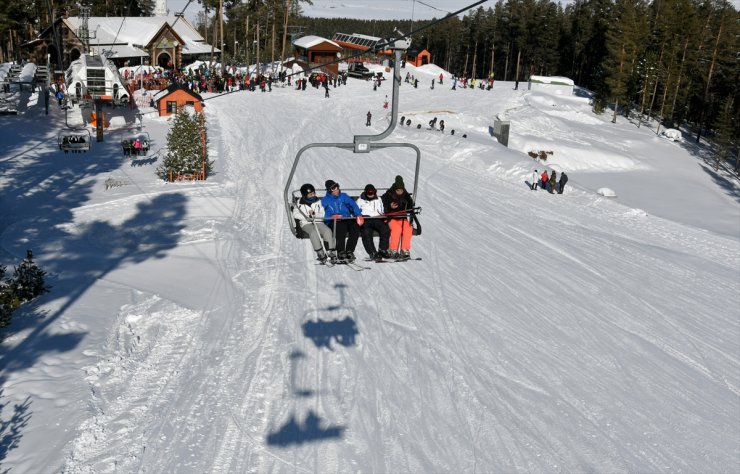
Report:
471,40,478,79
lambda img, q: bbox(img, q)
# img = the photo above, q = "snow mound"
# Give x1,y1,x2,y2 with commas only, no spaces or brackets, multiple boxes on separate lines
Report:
415,63,450,78
597,187,617,197
661,128,682,141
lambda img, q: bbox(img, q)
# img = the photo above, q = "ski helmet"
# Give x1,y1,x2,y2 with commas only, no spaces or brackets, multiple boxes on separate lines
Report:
300,183,315,197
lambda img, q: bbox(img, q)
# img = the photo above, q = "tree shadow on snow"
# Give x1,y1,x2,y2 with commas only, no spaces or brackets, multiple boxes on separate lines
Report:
0,384,32,473
699,163,740,204
265,410,345,447
0,96,187,461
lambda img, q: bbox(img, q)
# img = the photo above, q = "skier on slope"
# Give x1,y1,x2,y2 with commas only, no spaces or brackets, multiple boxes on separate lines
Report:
292,183,336,263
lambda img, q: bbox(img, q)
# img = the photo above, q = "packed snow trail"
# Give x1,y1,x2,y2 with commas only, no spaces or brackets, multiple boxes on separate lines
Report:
1,71,737,472
70,86,739,472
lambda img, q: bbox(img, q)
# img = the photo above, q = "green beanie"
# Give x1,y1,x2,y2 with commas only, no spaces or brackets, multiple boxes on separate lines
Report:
393,175,405,190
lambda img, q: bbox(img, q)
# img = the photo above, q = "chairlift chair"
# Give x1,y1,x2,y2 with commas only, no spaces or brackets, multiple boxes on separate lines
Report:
284,41,422,240
58,129,92,153
121,131,151,157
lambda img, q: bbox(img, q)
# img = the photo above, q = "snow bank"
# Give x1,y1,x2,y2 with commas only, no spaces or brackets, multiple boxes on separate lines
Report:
529,75,574,95
661,128,682,141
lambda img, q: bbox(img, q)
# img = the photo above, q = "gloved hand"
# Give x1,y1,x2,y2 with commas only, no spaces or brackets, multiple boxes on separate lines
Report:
356,216,365,226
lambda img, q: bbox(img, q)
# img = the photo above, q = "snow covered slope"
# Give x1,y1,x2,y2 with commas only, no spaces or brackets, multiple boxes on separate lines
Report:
0,64,738,472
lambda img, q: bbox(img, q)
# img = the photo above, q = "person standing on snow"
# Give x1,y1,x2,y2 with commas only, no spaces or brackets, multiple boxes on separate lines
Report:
439,72,444,84
292,183,336,263
540,170,549,190
531,169,539,190
548,170,558,194
558,172,568,194
322,180,363,262
381,175,415,260
356,184,391,260
366,111,372,126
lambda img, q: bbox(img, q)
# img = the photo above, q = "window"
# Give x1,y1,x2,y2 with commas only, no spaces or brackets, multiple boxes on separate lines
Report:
185,101,194,107
166,101,177,113
87,68,106,97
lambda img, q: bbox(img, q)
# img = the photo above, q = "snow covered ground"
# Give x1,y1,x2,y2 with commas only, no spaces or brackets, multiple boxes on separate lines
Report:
1,60,739,472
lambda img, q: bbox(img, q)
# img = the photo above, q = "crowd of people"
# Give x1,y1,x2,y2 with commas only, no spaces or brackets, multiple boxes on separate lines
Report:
292,176,416,264
530,169,569,194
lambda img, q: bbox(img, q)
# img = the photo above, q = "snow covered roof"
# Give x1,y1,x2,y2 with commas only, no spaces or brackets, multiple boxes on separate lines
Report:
529,75,575,86
102,44,149,59
64,15,214,56
293,35,340,50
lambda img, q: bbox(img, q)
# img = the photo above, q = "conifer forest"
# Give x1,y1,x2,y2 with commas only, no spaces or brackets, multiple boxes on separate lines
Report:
1,0,737,144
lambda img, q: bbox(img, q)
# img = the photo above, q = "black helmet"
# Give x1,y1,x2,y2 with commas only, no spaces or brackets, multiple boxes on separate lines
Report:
300,183,315,197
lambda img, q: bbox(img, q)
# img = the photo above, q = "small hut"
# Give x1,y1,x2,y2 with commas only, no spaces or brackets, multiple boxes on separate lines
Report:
405,48,431,67
293,35,342,76
154,84,204,116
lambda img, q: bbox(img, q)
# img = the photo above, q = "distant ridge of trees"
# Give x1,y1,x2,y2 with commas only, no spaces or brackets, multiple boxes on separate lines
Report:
293,1,737,145
1,0,736,146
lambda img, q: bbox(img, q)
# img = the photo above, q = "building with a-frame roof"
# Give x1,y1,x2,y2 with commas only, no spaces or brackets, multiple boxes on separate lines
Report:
332,33,392,63
153,84,204,116
292,35,342,76
22,13,217,72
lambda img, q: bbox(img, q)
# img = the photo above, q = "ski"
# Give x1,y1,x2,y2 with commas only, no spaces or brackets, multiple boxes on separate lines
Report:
364,257,422,263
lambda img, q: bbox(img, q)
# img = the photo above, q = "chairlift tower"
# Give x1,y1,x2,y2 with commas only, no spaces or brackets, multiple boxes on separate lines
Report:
77,6,95,53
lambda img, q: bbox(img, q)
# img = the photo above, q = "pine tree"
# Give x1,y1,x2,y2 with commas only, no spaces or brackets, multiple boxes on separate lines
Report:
0,264,17,329
712,96,736,171
11,250,50,303
157,108,213,180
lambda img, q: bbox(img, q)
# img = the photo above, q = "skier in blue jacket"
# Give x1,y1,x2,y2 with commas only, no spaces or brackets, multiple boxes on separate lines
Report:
322,180,363,262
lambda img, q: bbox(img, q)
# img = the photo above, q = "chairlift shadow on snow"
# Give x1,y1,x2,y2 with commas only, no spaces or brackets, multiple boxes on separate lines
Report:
303,283,359,349
130,155,158,167
289,350,314,398
302,317,358,350
265,410,345,447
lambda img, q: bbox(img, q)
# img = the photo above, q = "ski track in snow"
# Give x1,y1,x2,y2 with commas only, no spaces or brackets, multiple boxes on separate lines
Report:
1,71,738,473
